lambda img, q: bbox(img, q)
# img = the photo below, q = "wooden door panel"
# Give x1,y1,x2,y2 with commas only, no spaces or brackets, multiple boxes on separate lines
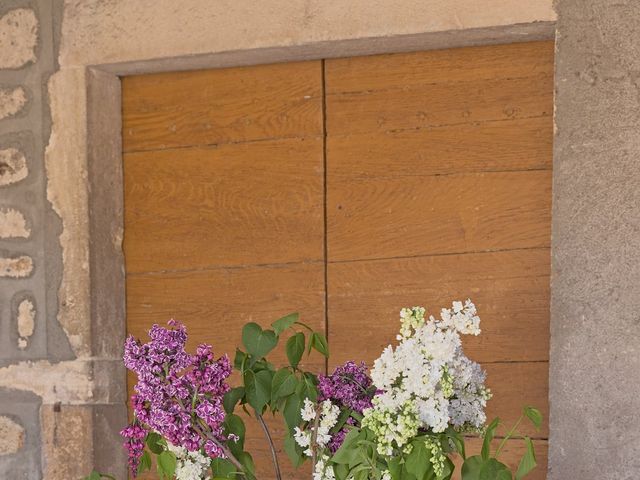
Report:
325,41,554,94
328,170,552,262
326,75,552,135
325,41,552,475
327,116,552,179
124,137,324,273
328,249,550,366
122,61,323,152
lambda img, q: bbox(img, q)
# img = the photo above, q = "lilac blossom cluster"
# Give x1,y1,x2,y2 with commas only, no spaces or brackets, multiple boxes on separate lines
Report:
317,361,375,452
121,320,232,476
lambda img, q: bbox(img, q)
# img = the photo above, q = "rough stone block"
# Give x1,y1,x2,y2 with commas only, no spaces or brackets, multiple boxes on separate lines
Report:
0,208,30,238
0,8,38,69
0,388,41,478
0,147,28,186
41,404,92,480
0,415,25,455
0,86,28,120
16,297,36,349
0,254,33,278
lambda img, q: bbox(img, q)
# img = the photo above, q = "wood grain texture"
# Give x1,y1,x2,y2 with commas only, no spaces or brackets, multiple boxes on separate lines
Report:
326,74,553,136
327,116,552,179
484,362,549,438
122,60,323,152
326,41,554,94
328,170,552,262
124,137,324,273
328,249,550,365
126,262,325,372
452,438,548,480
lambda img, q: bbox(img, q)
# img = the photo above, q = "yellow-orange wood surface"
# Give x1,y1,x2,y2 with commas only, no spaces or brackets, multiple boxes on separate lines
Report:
123,41,553,479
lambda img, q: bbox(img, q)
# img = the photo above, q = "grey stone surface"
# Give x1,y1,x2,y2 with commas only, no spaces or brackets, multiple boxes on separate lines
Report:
0,388,41,479
550,1,640,479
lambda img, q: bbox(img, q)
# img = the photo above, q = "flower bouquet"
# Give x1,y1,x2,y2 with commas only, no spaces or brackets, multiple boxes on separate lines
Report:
85,300,542,480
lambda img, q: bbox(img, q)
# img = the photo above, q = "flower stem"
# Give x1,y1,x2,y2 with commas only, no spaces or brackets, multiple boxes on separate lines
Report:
256,412,282,480
193,421,247,476
495,415,523,459
310,404,321,471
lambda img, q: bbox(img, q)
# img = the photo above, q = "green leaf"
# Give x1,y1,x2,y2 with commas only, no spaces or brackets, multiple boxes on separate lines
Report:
211,458,236,478
331,429,363,465
157,451,177,479
482,417,500,460
242,322,278,359
462,456,483,480
224,413,246,453
145,431,164,454
238,451,256,476
310,332,329,357
283,392,302,431
85,472,101,480
272,368,297,403
515,437,537,480
406,440,433,480
272,313,299,337
286,332,305,368
523,406,543,431
137,450,152,475
302,372,318,402
244,369,272,413
234,349,248,371
284,433,305,467
446,429,466,460
223,386,245,414
479,458,511,480
387,457,402,480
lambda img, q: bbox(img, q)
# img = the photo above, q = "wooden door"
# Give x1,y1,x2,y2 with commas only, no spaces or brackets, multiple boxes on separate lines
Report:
122,41,553,480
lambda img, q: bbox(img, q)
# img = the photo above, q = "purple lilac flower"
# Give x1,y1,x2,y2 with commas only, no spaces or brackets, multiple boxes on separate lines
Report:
318,361,374,413
318,361,375,452
122,320,232,476
120,423,146,475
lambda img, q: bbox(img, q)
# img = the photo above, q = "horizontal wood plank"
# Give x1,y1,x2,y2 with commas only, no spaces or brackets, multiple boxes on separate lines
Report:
326,74,553,136
328,170,552,262
328,249,550,365
326,41,554,94
484,362,549,438
328,116,552,179
452,438,548,480
124,137,324,273
122,60,323,152
126,262,326,377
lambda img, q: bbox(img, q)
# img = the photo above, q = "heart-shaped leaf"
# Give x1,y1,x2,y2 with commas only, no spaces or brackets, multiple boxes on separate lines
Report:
242,322,277,359
286,332,305,368
272,313,299,337
515,437,537,479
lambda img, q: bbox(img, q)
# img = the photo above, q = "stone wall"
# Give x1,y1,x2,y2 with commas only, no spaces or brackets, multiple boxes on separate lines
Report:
550,1,640,479
9,1,640,479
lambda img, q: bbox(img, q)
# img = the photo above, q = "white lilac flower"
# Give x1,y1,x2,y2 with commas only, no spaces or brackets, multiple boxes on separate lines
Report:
302,398,317,422
295,399,341,456
167,442,211,480
363,300,491,455
313,454,336,480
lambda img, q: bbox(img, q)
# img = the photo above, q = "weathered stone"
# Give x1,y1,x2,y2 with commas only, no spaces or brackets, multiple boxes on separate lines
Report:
0,8,38,69
17,299,36,350
0,254,33,278
0,87,28,120
41,405,92,480
0,148,28,186
0,208,30,238
550,1,640,479
0,415,25,455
